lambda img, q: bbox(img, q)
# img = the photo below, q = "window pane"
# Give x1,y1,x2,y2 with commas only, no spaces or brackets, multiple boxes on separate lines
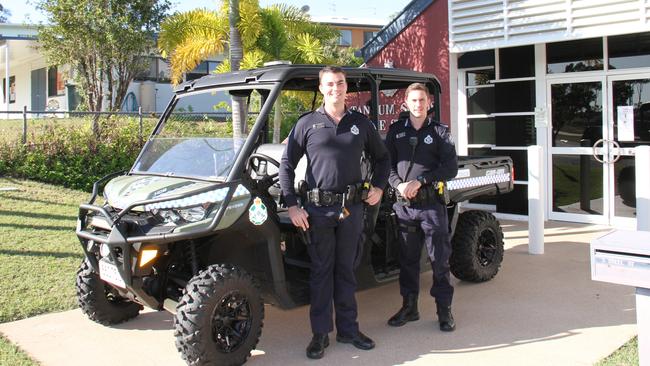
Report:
339,30,352,46
496,184,528,215
551,82,602,147
363,31,376,44
495,116,535,146
468,118,495,144
467,87,494,115
458,49,495,69
552,154,603,215
612,79,650,145
157,59,171,82
495,81,534,113
499,45,534,78
608,32,650,70
466,69,494,86
547,38,603,74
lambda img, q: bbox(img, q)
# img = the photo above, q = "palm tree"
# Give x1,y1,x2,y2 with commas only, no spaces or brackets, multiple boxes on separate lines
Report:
158,1,340,141
229,0,247,140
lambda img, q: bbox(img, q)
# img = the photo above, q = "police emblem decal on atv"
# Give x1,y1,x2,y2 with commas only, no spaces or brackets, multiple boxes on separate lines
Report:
424,134,433,144
350,125,359,135
249,197,268,225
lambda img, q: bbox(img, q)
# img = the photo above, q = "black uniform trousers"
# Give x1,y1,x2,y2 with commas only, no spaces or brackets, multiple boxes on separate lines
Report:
305,202,364,337
393,201,454,307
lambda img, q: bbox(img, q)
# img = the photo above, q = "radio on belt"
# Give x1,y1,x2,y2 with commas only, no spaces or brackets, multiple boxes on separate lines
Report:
590,230,650,288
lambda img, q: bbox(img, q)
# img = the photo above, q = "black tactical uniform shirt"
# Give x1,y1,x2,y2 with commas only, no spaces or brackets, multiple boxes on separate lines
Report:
279,106,390,208
385,117,458,188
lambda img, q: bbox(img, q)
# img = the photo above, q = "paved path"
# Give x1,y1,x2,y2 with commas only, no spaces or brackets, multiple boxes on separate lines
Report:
0,220,638,365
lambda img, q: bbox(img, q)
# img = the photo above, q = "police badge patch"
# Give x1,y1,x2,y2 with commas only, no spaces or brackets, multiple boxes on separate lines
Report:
350,125,359,135
248,197,268,225
424,134,433,144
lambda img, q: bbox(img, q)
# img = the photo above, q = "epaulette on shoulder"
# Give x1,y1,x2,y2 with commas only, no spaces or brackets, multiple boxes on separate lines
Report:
432,121,451,135
388,118,406,131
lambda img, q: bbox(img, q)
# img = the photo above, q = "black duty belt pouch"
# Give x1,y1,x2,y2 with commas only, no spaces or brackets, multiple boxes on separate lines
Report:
434,182,450,206
305,184,368,207
396,184,448,206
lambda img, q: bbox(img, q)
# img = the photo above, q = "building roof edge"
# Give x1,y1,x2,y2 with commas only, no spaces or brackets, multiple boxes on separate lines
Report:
358,0,434,62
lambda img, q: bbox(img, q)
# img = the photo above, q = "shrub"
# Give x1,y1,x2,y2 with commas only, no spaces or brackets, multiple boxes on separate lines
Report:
0,117,149,191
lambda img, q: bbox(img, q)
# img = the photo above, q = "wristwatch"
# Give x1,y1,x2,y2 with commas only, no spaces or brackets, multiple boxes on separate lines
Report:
416,175,427,185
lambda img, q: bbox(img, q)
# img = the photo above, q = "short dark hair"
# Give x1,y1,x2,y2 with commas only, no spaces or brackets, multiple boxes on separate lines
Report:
405,83,430,98
319,66,346,83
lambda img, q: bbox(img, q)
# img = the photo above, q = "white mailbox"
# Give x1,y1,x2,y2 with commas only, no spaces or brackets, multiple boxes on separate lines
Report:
591,230,650,288
591,229,650,366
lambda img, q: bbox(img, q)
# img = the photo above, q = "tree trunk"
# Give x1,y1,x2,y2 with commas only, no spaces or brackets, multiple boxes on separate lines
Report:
273,100,282,143
229,0,247,141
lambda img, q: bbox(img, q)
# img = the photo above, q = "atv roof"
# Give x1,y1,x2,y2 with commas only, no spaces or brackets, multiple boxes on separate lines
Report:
175,64,441,94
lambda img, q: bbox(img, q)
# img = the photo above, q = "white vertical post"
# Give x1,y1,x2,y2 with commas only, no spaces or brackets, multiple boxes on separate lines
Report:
637,146,650,231
4,43,9,112
638,287,650,366
528,145,544,254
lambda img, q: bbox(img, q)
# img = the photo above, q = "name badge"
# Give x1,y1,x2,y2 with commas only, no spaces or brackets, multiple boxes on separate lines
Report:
312,122,325,129
396,132,406,139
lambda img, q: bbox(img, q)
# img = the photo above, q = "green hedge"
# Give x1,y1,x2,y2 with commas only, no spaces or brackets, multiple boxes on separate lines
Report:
0,118,148,191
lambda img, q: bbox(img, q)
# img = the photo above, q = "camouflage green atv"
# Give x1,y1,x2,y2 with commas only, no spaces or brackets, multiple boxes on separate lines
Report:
75,64,513,365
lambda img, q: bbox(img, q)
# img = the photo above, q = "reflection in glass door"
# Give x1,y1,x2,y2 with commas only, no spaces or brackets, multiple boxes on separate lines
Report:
549,79,607,223
608,76,650,227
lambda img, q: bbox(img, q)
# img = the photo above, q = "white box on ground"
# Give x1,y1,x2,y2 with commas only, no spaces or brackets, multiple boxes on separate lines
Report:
591,230,650,288
591,229,650,366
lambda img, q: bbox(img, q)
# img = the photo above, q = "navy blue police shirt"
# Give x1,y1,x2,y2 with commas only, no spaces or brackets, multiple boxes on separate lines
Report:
385,116,458,189
279,106,390,208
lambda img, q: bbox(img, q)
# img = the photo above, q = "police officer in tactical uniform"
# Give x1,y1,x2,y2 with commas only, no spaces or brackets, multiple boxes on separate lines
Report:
279,66,390,359
384,83,458,331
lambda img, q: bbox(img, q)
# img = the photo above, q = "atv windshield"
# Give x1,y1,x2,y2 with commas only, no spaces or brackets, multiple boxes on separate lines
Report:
132,87,269,181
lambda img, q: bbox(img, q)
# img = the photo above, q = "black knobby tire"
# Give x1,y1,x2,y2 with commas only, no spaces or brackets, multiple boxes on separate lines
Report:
174,264,264,366
450,210,504,282
76,260,142,325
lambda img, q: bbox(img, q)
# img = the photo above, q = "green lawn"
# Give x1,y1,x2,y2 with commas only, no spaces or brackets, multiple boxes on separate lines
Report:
0,177,89,365
0,178,640,365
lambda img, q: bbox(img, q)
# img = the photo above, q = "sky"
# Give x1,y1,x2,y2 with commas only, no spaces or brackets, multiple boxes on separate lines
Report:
5,0,413,25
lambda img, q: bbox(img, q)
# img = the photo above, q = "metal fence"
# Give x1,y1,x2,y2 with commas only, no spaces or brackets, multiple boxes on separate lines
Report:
0,106,240,145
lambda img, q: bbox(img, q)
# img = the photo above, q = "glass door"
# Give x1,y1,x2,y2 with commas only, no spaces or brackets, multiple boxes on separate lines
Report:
548,77,608,224
607,75,650,228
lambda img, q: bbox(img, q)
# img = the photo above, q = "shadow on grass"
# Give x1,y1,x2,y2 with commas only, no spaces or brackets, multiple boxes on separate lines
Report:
0,210,76,221
0,194,79,207
0,249,81,259
0,223,73,231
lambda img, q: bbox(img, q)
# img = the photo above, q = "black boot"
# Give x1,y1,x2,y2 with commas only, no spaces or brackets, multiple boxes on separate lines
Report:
306,333,329,359
436,304,456,332
388,293,419,327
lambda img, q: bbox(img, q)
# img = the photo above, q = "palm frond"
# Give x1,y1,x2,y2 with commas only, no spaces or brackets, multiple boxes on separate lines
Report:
158,9,226,58
240,49,265,70
169,36,227,84
215,59,231,73
289,33,324,64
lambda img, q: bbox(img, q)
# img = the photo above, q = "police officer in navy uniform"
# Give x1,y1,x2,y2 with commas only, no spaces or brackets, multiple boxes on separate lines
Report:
384,83,458,331
279,66,390,359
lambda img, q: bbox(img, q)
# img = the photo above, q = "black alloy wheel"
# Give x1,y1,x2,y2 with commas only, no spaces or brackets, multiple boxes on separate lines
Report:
212,290,253,353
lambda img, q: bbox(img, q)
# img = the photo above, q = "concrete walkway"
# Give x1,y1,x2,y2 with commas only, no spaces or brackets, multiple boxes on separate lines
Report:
0,220,638,365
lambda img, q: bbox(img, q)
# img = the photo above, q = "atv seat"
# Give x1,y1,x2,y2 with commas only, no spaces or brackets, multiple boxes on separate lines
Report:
252,143,308,205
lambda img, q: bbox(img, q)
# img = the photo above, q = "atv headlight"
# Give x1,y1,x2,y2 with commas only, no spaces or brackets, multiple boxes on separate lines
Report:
177,206,207,222
156,209,182,223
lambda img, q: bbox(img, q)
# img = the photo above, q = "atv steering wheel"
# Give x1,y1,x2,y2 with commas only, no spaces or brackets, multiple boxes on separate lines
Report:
247,153,281,185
